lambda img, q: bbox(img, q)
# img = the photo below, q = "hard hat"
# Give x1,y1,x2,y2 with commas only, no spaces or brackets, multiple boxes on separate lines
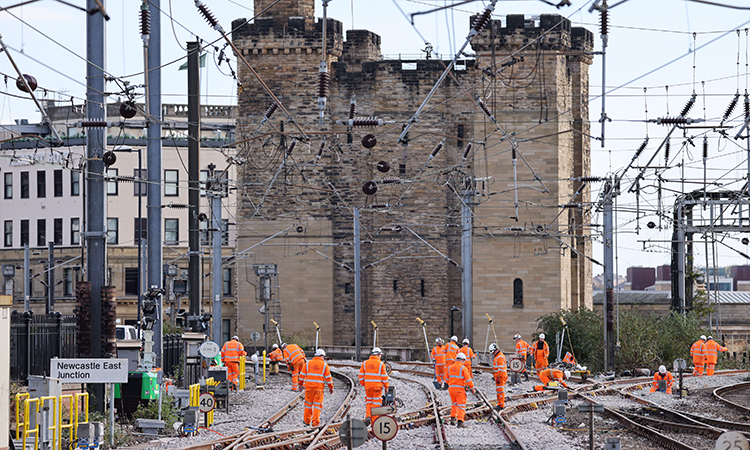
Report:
456,352,467,360
539,333,545,340
372,347,382,355
700,335,707,340
462,338,470,345
272,344,279,349
281,342,287,349
563,370,571,379
489,343,498,352
708,335,714,340
232,335,239,341
435,337,443,343
513,333,521,340
451,336,458,342
315,349,326,357
659,365,666,374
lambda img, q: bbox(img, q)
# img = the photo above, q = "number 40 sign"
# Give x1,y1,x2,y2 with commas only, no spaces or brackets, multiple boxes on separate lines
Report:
717,431,750,450
372,415,398,442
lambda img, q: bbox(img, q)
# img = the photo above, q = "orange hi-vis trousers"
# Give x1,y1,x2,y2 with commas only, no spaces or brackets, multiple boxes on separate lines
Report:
448,386,468,422
290,359,306,391
303,389,324,426
226,361,240,387
364,387,383,420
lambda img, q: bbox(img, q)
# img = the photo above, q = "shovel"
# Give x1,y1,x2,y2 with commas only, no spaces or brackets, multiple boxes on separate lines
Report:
313,322,320,351
416,317,442,389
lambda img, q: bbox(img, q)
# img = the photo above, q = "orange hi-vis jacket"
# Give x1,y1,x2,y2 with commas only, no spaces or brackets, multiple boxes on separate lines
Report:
221,339,246,362
492,351,507,382
444,341,460,364
359,356,389,389
531,340,549,360
563,352,576,364
690,340,707,363
652,371,674,390
459,346,476,369
431,345,446,367
283,344,306,365
268,348,284,362
538,368,568,388
300,356,334,391
515,339,530,359
447,361,474,389
704,339,727,365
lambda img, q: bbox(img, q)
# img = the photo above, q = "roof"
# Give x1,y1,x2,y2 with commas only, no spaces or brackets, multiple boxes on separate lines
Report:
593,290,750,305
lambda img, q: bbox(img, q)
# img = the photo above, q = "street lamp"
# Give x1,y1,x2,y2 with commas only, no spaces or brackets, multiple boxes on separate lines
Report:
450,306,460,338
113,145,144,331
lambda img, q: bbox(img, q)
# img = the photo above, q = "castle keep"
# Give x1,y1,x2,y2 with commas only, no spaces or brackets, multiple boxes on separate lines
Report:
231,1,593,350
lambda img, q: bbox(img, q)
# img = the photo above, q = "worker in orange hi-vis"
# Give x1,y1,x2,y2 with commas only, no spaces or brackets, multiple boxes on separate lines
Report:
534,368,570,392
458,338,477,371
442,336,460,389
358,347,389,426
690,335,708,376
221,335,247,389
299,349,334,427
704,335,728,376
281,342,307,391
447,352,475,428
513,334,531,382
489,343,507,410
431,338,447,385
531,333,550,370
650,365,674,394
562,351,576,364
268,343,283,375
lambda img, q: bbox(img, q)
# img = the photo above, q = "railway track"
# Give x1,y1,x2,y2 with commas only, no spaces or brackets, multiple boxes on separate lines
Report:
714,381,750,414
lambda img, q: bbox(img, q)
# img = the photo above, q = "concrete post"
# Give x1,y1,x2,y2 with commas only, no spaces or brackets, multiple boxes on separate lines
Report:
354,208,361,360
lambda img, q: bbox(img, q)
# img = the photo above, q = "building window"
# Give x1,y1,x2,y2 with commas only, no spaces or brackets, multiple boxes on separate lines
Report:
20,171,29,198
344,282,352,294
53,218,62,245
20,220,28,246
70,171,80,196
513,278,524,307
393,279,398,292
164,218,178,244
4,173,12,199
222,218,229,246
164,170,178,196
106,169,118,195
4,220,11,247
399,164,406,175
134,169,146,196
71,218,80,245
107,218,118,244
125,267,139,296
222,319,231,346
222,268,232,296
37,219,46,246
420,279,426,297
200,170,208,197
54,170,63,197
63,268,74,297
37,170,46,198
134,218,147,242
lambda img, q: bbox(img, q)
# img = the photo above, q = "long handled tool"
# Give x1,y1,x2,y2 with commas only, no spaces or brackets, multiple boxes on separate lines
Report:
483,313,498,365
371,321,378,348
313,322,320,351
270,318,282,344
416,317,442,389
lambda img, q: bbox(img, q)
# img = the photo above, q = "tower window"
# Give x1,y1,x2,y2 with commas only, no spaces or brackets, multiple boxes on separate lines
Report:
513,278,523,307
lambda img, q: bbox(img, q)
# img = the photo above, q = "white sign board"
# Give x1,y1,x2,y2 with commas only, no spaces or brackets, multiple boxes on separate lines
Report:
51,358,128,383
198,393,216,413
372,415,398,441
200,341,220,358
716,431,750,450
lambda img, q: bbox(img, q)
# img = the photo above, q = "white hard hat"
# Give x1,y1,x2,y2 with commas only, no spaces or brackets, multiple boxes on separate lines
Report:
251,353,259,363
700,335,707,340
232,335,239,341
708,335,714,340
659,365,666,374
539,333,545,340
281,342,287,348
489,343,498,352
435,337,443,343
272,344,278,349
513,333,521,340
456,352,467,360
315,349,326,357
563,370,571,379
462,338,470,345
372,347,382,355
451,336,458,341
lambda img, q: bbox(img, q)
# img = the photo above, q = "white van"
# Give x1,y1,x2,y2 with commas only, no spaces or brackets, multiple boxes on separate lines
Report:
116,325,139,340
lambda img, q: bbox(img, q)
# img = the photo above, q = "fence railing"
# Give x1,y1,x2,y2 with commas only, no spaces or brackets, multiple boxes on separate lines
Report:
10,311,77,382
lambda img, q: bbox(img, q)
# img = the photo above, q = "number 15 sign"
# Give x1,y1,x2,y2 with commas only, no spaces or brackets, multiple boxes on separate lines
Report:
372,415,398,442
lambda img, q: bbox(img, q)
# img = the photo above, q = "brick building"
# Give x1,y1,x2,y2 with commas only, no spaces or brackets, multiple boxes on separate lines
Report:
231,1,593,350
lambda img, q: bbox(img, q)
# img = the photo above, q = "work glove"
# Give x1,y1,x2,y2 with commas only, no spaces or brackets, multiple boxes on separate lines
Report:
329,386,334,394
494,376,499,383
471,388,476,395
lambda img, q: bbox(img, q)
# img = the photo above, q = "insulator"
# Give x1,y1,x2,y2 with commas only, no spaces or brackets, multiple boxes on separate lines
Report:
317,71,329,98
563,202,579,209
580,176,602,182
647,221,656,229
362,134,377,148
263,102,278,120
477,98,494,120
16,74,37,93
369,203,388,209
352,117,382,127
600,8,608,36
471,6,493,33
429,141,443,160
511,148,516,160
656,116,693,125
195,1,220,29
635,137,649,158
679,93,696,117
664,139,671,163
702,136,708,159
316,141,325,159
287,141,296,155
81,120,107,128
743,237,749,245
462,143,473,160
140,4,150,36
376,161,390,173
119,101,137,119
745,92,750,119
117,175,136,183
362,181,377,195
381,177,402,184
164,203,189,209
723,92,740,122
349,99,356,120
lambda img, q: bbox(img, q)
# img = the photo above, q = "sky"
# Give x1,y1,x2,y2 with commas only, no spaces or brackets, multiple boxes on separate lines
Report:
2,0,750,277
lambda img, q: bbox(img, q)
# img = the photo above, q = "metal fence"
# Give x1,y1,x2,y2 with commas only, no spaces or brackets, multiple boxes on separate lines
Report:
10,311,77,382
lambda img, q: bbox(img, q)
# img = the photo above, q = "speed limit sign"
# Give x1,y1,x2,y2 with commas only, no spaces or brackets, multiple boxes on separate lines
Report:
198,393,216,413
372,415,398,441
716,431,750,450
509,358,525,373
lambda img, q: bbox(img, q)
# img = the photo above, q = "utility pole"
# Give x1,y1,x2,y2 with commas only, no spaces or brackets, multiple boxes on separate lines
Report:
23,243,29,311
602,179,615,373
461,187,473,342
146,0,164,364
85,0,107,412
209,163,223,344
187,41,201,331
47,242,54,314
354,208,361,361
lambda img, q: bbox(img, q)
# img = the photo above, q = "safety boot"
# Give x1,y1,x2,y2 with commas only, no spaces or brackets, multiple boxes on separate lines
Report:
364,417,371,426
450,417,456,426
457,420,465,428
494,405,503,412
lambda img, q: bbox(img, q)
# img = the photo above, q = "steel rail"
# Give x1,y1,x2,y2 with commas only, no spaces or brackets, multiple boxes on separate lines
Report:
307,370,357,449
473,386,527,450
714,381,750,414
